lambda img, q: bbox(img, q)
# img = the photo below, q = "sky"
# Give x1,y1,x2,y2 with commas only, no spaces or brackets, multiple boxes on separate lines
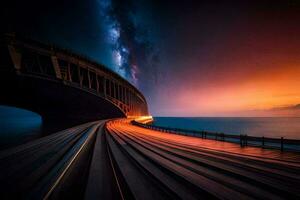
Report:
2,0,300,117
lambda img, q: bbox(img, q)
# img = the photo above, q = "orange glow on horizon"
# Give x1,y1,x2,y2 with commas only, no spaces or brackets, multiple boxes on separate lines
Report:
154,62,300,117
147,7,300,117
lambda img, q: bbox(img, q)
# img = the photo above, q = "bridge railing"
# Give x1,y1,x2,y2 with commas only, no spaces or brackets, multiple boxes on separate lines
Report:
131,120,300,152
3,34,149,117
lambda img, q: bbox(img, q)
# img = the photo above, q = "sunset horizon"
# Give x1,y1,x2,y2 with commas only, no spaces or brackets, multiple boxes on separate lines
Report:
1,1,300,199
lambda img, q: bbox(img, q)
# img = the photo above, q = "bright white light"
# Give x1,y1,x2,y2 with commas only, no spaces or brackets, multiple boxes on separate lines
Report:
109,27,120,43
113,50,122,66
121,47,129,53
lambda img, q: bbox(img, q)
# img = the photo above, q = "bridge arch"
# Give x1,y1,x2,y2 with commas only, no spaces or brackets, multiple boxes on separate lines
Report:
0,34,149,124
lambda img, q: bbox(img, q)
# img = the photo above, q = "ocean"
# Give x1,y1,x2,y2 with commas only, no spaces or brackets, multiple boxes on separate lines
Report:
2,107,300,151
0,106,84,150
0,106,42,150
153,117,300,140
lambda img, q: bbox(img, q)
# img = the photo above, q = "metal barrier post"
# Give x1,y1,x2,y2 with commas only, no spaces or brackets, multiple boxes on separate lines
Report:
132,121,299,152
240,134,243,147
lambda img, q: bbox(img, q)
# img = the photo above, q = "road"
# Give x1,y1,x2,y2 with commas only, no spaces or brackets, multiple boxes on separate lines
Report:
0,118,300,199
106,119,300,200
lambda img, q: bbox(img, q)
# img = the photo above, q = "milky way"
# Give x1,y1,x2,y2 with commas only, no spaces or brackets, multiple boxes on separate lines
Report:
3,0,300,116
97,0,158,86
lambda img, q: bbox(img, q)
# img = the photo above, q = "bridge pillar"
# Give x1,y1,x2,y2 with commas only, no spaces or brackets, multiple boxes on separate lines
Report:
113,81,116,99
51,56,62,79
105,79,109,96
88,70,91,89
103,77,107,97
79,68,82,87
96,74,99,93
8,45,22,71
67,63,71,81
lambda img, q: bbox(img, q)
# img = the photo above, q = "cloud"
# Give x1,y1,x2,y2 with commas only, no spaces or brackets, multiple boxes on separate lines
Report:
271,104,300,111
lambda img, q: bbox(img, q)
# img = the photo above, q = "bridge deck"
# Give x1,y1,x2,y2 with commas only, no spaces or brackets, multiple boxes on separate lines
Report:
1,118,300,199
112,120,300,162
106,119,300,200
0,121,111,199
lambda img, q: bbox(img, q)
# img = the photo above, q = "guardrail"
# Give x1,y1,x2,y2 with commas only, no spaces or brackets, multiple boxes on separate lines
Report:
132,121,300,152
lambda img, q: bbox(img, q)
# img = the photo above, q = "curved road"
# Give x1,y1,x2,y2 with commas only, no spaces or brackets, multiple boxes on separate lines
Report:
0,118,300,199
106,119,300,200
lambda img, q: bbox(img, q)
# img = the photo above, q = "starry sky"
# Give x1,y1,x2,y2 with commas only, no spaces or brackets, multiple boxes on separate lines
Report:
2,0,300,117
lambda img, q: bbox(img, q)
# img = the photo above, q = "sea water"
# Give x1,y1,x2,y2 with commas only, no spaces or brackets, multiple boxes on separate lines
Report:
153,117,300,139
0,106,42,150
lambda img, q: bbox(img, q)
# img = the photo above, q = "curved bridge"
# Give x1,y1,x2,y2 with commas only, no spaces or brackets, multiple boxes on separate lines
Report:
0,34,148,122
1,118,299,199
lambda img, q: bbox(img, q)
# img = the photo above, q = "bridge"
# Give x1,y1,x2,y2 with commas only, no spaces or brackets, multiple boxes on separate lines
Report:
0,118,300,199
0,34,148,125
1,34,300,199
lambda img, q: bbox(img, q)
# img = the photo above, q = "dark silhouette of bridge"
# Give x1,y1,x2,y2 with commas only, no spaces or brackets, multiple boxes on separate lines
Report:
0,34,148,126
1,34,300,200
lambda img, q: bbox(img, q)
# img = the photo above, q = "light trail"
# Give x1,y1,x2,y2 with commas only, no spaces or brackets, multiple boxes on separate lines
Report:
105,118,300,199
1,118,299,199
